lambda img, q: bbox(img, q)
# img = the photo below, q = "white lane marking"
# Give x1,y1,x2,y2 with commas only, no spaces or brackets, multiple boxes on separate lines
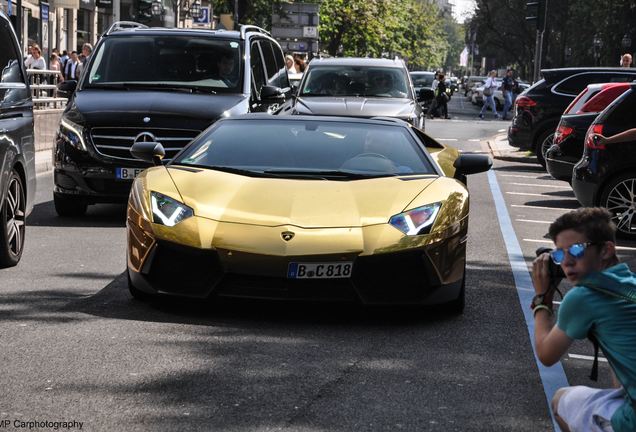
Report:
507,192,551,198
516,219,552,224
512,204,575,211
438,138,458,141
501,174,564,182
568,353,608,363
509,183,566,189
498,129,506,132
524,238,636,251
468,139,481,142
487,170,568,431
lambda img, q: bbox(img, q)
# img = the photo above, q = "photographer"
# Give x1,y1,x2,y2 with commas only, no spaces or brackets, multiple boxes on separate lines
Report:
531,208,636,432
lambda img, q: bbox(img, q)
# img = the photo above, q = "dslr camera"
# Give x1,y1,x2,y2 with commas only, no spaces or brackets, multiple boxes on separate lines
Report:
535,247,566,286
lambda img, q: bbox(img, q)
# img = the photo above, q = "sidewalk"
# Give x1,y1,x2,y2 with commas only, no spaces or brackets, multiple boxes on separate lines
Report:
35,149,53,175
487,133,537,163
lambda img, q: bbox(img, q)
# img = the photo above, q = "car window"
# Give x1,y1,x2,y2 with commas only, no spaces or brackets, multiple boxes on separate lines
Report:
250,41,266,97
260,40,285,89
607,90,636,127
554,73,636,96
410,73,434,87
301,66,410,98
86,36,242,92
0,20,24,85
270,41,289,89
174,120,435,177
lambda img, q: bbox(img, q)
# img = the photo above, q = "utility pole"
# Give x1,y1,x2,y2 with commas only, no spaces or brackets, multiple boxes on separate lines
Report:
233,0,238,29
526,0,548,83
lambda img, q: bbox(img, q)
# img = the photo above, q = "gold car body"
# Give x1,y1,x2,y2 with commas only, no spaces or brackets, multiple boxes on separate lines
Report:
127,135,469,304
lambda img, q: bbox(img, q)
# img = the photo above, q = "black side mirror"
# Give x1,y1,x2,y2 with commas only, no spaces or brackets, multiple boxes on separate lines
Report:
261,85,286,101
130,141,165,166
58,80,77,95
453,153,493,176
418,88,434,102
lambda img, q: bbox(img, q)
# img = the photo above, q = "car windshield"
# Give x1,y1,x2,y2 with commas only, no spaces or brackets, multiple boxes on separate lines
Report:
173,119,435,179
84,36,242,93
300,66,411,98
410,73,435,87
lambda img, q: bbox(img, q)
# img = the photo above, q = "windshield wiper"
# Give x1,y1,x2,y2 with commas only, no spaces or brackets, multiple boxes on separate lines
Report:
263,169,396,180
84,82,216,94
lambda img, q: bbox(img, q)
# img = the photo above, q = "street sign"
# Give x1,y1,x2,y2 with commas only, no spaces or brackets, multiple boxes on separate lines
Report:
40,2,49,21
302,26,317,38
193,6,210,25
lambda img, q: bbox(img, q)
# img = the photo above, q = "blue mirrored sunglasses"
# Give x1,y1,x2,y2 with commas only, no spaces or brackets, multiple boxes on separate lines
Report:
550,242,597,264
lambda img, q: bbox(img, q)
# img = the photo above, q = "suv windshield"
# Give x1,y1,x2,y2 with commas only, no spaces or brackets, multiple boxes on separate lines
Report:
300,66,411,98
173,119,434,178
85,36,243,92
410,73,435,88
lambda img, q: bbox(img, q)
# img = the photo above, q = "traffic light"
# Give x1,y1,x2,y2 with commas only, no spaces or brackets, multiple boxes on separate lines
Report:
526,0,546,32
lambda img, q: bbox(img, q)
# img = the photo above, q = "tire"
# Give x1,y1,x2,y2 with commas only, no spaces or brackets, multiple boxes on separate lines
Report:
0,169,26,268
600,173,636,240
54,192,88,217
127,269,153,301
534,130,554,168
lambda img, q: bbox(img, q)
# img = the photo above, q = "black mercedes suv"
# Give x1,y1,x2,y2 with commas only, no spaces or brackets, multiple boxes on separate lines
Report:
54,22,292,216
508,68,636,166
0,11,36,267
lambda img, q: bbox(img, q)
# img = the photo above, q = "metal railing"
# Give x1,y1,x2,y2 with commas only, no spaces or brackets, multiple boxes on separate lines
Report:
26,69,67,110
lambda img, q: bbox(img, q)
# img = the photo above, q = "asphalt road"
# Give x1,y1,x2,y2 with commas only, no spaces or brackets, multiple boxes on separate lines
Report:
1,97,606,431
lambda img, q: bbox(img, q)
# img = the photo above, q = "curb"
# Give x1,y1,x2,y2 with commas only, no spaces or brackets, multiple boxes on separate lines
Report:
35,149,53,175
487,134,537,164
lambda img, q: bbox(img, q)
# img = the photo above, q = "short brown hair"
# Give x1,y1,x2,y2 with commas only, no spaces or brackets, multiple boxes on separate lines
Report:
548,207,616,243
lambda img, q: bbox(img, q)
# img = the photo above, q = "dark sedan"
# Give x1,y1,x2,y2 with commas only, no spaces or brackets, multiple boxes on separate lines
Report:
572,83,636,238
290,58,425,129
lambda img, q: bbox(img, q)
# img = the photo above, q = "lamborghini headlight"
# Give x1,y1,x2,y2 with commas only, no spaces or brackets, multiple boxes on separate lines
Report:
59,118,87,151
389,203,441,236
150,191,193,227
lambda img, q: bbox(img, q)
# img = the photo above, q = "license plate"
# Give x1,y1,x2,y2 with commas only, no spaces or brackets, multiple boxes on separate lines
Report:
115,168,144,180
287,262,353,279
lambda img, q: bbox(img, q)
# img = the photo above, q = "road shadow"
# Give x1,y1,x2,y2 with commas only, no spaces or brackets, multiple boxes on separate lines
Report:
523,199,579,210
27,200,126,228
493,164,544,173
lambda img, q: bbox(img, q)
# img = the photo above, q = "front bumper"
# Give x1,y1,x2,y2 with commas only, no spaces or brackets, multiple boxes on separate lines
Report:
127,209,467,305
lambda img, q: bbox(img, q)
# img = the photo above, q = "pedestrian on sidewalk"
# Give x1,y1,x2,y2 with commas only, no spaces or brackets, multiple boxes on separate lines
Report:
479,70,500,120
531,208,636,432
64,51,80,81
621,53,632,68
501,69,516,120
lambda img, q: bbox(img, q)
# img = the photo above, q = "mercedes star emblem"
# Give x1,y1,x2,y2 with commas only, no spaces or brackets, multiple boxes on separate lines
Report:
281,231,295,241
143,117,151,123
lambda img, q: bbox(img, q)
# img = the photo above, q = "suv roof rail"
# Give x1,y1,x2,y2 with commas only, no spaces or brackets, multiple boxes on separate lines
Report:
105,21,148,36
240,24,270,38
369,116,408,125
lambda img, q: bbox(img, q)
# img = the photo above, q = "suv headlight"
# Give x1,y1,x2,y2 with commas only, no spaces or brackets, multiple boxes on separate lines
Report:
59,118,87,151
150,191,193,227
389,203,441,236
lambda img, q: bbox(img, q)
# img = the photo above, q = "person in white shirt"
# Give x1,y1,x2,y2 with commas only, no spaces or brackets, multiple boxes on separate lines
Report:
479,70,500,119
64,51,80,81
285,55,297,74
28,44,46,70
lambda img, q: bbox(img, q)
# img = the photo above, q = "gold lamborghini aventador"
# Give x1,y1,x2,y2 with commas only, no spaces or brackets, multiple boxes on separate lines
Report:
126,115,491,312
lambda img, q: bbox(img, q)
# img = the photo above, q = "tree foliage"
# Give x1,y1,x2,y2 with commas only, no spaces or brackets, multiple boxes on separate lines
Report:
469,0,636,79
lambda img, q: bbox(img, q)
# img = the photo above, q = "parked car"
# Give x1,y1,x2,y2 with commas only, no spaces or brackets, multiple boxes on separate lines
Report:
545,83,631,182
571,82,636,238
410,71,436,108
448,77,459,94
53,23,293,216
288,58,425,129
508,67,636,166
471,79,502,106
463,76,486,97
0,11,36,267
125,114,491,311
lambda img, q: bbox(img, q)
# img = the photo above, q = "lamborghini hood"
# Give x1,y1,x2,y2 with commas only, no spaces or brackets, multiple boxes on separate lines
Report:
165,167,438,228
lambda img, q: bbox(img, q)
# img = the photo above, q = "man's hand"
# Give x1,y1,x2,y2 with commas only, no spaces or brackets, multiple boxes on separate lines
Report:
532,252,552,297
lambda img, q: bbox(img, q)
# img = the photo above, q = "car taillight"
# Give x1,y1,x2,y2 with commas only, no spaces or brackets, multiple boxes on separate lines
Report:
554,125,574,145
515,96,537,108
585,124,605,150
578,85,630,114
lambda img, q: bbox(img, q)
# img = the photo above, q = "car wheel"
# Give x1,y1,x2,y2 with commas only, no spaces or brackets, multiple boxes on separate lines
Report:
0,169,26,268
600,173,636,240
535,130,554,168
54,192,88,217
127,269,153,301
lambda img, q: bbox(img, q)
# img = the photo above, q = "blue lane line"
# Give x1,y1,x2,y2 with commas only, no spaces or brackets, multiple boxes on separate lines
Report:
487,169,569,431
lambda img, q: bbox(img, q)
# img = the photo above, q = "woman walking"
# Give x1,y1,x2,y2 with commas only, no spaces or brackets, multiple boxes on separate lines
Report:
479,70,500,120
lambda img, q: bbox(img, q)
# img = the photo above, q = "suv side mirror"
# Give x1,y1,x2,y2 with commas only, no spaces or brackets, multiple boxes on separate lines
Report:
453,153,492,176
260,85,286,101
418,88,434,102
58,80,77,95
130,141,165,166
